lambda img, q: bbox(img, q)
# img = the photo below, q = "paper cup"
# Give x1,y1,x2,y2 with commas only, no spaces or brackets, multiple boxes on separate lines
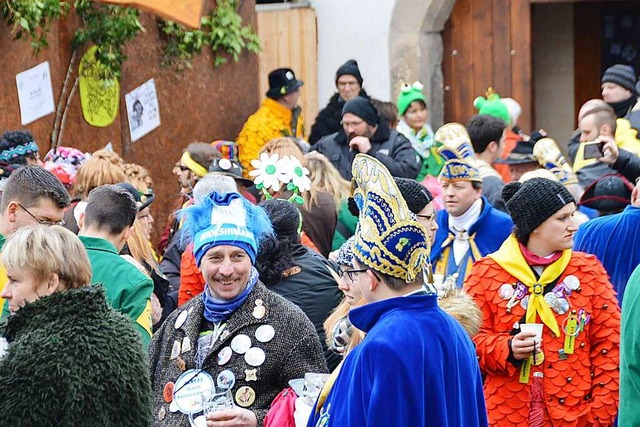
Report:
520,323,543,341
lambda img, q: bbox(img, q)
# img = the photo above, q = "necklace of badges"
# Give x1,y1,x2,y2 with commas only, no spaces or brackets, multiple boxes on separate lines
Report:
499,275,581,315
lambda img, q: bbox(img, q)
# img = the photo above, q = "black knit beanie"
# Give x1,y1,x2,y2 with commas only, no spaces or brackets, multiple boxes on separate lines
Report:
602,64,637,93
335,59,363,86
502,177,575,237
342,96,379,126
394,178,433,214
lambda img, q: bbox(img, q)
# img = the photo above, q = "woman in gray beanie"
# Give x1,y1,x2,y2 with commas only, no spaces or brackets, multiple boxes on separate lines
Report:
464,177,620,426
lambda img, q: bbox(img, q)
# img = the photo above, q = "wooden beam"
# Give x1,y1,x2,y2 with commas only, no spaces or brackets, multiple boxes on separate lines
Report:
95,0,205,29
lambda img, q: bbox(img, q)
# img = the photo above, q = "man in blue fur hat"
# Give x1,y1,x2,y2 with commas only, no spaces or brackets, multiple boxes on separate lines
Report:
308,154,487,427
150,191,327,426
430,123,513,289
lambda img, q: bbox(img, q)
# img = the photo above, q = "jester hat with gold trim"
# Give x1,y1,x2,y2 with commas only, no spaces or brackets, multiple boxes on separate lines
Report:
435,123,482,183
351,154,430,283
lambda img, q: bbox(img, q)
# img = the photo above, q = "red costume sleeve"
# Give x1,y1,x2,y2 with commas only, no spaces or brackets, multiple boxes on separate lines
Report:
464,258,519,377
178,243,205,306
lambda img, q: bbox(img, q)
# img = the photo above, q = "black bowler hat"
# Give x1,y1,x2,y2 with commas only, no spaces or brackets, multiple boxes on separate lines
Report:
266,68,304,99
115,182,155,211
208,157,254,188
495,139,538,165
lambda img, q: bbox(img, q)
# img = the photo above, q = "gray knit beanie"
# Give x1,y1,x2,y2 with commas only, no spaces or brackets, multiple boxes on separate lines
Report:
502,177,575,237
602,64,637,93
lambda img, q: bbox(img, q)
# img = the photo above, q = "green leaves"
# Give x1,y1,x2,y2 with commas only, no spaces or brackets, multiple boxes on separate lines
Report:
73,1,145,80
159,0,261,70
1,0,70,53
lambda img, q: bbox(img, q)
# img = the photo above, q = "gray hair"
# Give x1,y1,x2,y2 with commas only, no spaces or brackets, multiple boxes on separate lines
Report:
193,173,237,203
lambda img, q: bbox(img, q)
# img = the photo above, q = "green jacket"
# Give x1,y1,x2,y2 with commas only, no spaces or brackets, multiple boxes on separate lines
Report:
0,287,152,426
79,235,153,347
621,265,640,425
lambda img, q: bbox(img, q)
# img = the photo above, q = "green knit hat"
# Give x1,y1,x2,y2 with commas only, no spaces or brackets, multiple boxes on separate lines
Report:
397,81,427,116
473,88,510,125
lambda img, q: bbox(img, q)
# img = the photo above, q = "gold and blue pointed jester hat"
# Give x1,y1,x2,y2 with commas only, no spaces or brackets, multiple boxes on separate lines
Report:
435,123,482,183
351,154,430,283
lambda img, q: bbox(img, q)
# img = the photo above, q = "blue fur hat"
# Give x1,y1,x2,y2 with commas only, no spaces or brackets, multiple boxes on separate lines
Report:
179,192,273,266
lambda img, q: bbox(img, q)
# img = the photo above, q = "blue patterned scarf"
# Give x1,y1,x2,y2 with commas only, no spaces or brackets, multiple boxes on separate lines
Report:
202,267,259,323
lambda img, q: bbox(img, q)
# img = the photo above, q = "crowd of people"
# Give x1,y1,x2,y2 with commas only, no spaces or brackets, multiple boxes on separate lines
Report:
0,59,639,426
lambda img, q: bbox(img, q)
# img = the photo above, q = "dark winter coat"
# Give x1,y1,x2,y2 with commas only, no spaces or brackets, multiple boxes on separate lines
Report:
149,282,327,427
0,287,152,427
309,90,370,145
613,148,640,183
266,245,343,371
312,119,420,180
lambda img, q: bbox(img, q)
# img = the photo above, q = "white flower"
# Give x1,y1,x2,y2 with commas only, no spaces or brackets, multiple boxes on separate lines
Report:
249,153,286,191
280,156,311,193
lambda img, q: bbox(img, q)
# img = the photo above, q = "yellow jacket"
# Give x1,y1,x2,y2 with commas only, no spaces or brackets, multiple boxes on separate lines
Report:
237,98,304,177
574,118,640,172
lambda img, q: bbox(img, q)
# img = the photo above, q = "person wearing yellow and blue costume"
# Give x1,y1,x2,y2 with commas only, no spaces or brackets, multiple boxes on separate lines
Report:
430,124,512,288
308,154,487,427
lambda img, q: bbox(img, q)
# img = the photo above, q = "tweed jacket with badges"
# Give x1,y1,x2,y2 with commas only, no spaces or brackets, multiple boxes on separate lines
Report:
465,252,620,427
149,281,327,426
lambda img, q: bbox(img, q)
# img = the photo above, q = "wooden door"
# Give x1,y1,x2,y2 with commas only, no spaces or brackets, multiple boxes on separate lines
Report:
443,0,532,132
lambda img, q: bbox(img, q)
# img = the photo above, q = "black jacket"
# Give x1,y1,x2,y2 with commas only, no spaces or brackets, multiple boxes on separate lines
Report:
312,119,420,180
266,244,343,371
309,90,370,145
613,148,640,183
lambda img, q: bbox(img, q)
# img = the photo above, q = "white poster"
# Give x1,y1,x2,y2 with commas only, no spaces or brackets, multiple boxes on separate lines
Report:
125,78,161,142
15,62,56,125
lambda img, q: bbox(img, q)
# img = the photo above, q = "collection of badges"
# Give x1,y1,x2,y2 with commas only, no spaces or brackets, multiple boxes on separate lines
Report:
159,299,277,420
499,275,581,315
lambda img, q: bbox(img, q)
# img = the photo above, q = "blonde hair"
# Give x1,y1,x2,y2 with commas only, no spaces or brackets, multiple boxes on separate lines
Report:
323,298,365,356
73,149,127,200
126,220,160,275
123,163,153,192
2,225,91,290
260,138,320,208
305,151,350,206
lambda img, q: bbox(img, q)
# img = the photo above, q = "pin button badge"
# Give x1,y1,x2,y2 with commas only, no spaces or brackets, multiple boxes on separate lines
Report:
181,336,192,353
245,347,266,367
217,369,236,390
245,369,257,381
255,325,275,343
217,346,233,365
231,334,252,354
163,382,175,403
253,299,266,319
158,406,167,421
174,310,188,329
235,386,256,407
170,340,181,360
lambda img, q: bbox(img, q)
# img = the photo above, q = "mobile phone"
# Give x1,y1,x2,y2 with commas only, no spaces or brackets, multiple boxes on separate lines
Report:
583,141,604,160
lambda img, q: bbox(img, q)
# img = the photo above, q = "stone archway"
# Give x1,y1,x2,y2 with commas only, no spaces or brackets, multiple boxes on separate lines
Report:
389,0,456,128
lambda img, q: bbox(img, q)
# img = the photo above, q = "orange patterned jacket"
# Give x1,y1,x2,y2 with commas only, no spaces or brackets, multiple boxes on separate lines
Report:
465,252,620,427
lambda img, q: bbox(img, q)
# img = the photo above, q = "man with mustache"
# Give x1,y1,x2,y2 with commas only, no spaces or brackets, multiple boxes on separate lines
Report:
312,96,419,180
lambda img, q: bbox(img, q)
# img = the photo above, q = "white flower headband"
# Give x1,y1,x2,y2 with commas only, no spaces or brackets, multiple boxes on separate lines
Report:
249,153,311,204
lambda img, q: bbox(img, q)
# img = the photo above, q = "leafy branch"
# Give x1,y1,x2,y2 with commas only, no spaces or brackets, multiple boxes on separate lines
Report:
160,0,261,70
73,0,145,80
0,0,69,53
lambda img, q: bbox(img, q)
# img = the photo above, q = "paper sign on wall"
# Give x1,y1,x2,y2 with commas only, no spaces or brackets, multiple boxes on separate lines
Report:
15,62,56,125
125,78,161,142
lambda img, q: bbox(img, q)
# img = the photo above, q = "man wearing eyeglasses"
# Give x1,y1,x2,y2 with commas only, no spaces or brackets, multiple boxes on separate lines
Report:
0,166,70,315
313,96,420,180
309,154,487,427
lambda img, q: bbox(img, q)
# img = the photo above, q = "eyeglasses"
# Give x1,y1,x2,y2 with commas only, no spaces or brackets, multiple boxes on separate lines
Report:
337,81,359,88
341,119,365,127
17,202,65,226
341,268,371,282
416,213,437,223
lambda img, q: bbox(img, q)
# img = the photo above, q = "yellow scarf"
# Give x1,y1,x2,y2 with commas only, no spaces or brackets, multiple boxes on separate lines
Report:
488,234,571,337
